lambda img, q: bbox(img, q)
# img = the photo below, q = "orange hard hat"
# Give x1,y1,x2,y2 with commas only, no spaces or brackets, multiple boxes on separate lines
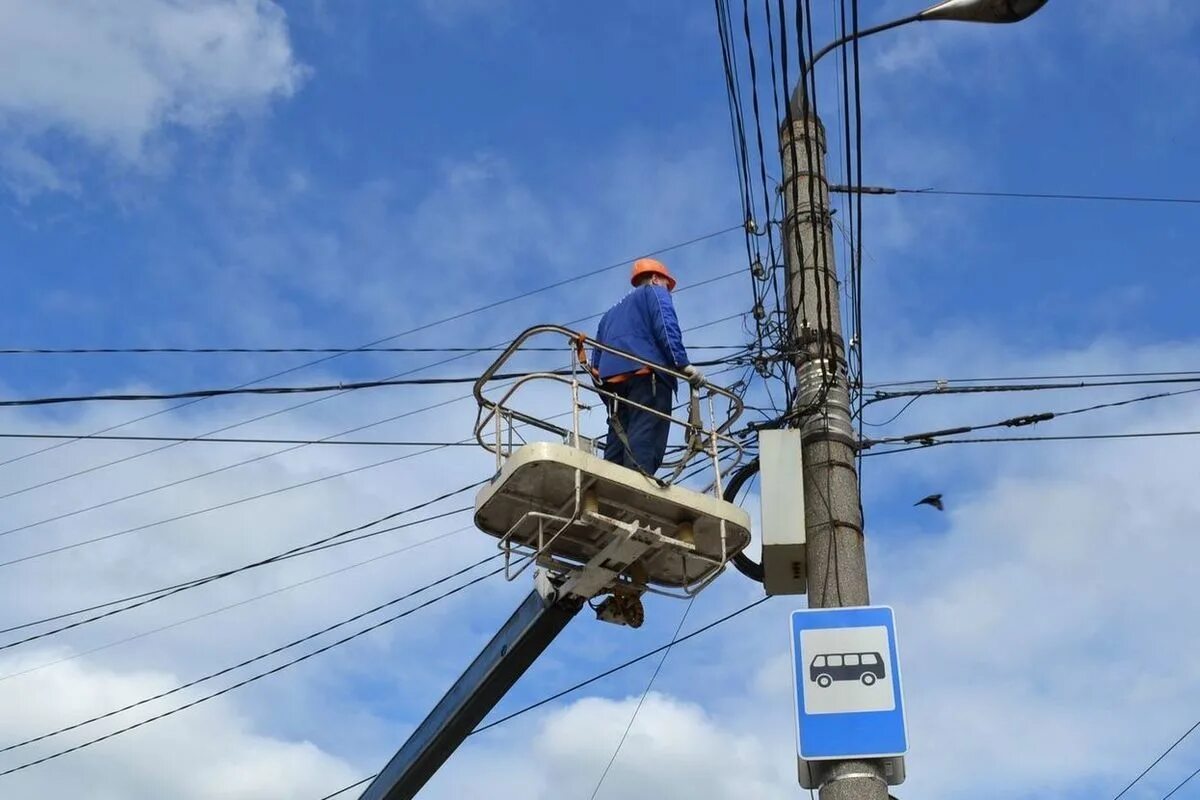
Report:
630,258,677,291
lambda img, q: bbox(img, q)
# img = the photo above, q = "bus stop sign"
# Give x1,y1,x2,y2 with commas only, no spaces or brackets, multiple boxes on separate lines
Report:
790,606,908,770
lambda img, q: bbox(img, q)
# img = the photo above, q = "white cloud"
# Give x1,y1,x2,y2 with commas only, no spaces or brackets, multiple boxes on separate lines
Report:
0,652,357,798
0,0,306,195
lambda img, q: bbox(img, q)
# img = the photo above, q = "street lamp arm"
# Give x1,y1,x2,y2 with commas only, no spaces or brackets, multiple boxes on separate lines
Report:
791,13,923,115
789,0,1049,114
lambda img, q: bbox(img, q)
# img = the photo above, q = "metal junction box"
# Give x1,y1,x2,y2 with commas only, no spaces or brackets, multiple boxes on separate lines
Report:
759,429,807,595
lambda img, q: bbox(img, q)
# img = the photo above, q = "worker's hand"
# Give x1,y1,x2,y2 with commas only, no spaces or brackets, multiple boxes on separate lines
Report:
682,364,706,388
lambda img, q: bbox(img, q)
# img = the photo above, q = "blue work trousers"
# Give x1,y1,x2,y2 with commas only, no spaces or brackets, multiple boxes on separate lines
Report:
602,373,673,474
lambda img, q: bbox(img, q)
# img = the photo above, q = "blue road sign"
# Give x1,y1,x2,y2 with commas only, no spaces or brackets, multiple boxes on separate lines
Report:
790,606,907,761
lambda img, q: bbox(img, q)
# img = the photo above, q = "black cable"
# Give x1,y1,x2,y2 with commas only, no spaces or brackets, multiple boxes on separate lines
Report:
0,345,746,356
1109,716,1200,800
866,370,1200,390
318,776,374,800
0,312,748,564
898,187,1200,205
0,482,481,643
864,375,1200,406
0,353,744,409
861,428,1200,457
725,458,763,582
472,596,771,734
0,526,471,685
0,271,746,511
861,386,1200,451
0,555,501,755
315,596,774,800
0,370,568,409
0,566,504,778
0,225,742,470
587,598,696,799
0,432,475,447
1160,763,1200,799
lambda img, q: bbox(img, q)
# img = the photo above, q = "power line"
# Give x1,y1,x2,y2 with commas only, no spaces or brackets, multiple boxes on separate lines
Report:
0,374,524,409
0,526,473,685
0,555,501,756
0,434,472,448
0,483,480,643
829,185,1200,205
0,309,748,562
0,565,505,778
0,344,745,356
0,448,475,566
0,225,742,471
1109,716,1200,800
312,596,772,800
864,375,1200,406
861,428,1200,457
861,386,1200,450
472,596,771,735
865,370,1200,391
0,351,744,409
588,598,695,800
0,274,746,513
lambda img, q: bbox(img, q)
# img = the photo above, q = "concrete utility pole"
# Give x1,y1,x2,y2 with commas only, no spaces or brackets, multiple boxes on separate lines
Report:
780,85,881,800
776,3,1049,797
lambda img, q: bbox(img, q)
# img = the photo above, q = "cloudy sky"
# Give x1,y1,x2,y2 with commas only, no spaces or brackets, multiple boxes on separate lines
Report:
1,1,1199,799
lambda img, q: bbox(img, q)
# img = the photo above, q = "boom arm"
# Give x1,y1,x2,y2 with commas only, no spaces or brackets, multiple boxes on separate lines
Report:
358,588,582,800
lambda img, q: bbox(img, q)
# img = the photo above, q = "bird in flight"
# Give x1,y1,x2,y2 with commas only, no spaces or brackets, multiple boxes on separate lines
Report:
914,493,943,511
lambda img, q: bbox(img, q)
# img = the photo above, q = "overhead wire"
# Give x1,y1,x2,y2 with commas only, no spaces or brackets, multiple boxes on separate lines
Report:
1108,716,1200,800
0,555,501,756
860,428,1200,457
0,292,750,563
0,482,481,644
587,597,696,800
0,268,747,513
0,225,742,471
0,526,474,685
860,386,1200,452
312,596,772,800
0,565,505,778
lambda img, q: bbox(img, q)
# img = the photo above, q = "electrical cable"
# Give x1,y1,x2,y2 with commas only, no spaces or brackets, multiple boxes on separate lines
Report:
0,555,501,755
893,187,1200,205
0,225,742,471
861,428,1200,457
1109,716,1200,800
0,482,481,644
860,386,1200,451
0,307,750,556
0,345,746,356
0,565,505,778
0,526,473,685
0,432,476,447
0,270,746,515
312,596,773,800
863,375,1200,407
587,597,696,800
865,370,1200,390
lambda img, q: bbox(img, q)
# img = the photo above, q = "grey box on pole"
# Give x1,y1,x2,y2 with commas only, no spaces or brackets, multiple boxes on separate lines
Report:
759,429,807,595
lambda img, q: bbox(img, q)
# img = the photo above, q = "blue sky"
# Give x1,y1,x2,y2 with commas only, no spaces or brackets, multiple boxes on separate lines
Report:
2,2,1200,799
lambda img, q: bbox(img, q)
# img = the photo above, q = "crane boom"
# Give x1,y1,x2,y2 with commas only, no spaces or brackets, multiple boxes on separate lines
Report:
358,588,582,800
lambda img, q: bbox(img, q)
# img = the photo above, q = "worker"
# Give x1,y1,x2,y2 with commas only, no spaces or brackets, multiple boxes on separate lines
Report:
591,258,705,475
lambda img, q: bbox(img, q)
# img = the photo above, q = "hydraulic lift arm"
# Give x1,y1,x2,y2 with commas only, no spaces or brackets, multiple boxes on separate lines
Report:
358,587,583,800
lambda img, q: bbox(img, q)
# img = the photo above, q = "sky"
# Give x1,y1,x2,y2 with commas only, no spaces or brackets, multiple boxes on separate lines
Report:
1,1,1199,799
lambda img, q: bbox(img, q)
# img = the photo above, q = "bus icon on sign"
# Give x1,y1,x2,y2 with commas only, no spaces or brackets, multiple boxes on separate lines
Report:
809,652,886,688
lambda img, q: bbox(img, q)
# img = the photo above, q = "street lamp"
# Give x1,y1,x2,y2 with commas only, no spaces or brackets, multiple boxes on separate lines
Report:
778,1,1049,797
792,0,1050,111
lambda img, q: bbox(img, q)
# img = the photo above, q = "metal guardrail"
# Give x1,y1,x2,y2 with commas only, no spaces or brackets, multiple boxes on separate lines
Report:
472,324,745,484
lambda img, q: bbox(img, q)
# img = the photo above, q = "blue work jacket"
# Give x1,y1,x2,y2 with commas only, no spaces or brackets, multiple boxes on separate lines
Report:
591,284,691,386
